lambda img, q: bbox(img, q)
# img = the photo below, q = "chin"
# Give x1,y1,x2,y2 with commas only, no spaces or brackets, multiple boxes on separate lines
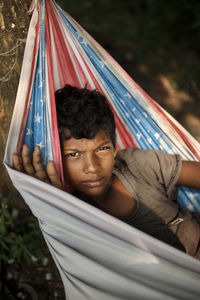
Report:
75,177,112,202
83,188,105,197
83,186,109,202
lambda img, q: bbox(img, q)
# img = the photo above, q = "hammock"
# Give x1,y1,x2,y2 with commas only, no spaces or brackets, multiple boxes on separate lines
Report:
4,0,200,299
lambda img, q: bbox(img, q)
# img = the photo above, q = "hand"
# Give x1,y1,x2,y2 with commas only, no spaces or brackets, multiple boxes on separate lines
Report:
12,144,63,189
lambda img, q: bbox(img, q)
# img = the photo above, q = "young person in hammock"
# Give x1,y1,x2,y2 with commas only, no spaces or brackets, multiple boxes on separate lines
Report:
13,84,200,259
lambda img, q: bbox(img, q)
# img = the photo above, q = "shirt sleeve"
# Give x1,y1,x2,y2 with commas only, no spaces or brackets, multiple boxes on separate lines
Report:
120,147,182,199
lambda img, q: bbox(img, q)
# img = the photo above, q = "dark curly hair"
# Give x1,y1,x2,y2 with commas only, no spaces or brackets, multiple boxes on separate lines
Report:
55,85,116,147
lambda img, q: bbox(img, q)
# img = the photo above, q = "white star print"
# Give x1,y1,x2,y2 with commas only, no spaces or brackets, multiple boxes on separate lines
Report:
36,142,44,148
26,128,33,135
188,193,195,200
40,99,45,106
35,114,42,123
125,92,131,99
159,138,166,147
143,112,148,118
187,203,194,210
154,132,160,139
135,119,141,124
136,133,142,140
100,60,105,68
77,35,87,45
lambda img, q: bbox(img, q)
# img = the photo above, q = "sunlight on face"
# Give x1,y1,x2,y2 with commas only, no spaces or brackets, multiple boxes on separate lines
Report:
62,130,117,202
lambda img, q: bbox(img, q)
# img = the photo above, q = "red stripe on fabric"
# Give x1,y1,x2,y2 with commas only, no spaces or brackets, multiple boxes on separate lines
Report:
83,62,105,91
133,82,200,160
47,1,83,88
17,1,40,154
46,0,135,186
46,0,65,187
48,0,114,91
28,0,36,15
114,112,137,148
48,1,102,90
46,1,106,191
73,20,200,159
56,8,199,159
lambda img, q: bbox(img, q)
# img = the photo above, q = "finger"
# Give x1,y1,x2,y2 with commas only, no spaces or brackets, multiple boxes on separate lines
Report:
32,146,49,181
12,153,24,172
21,144,35,176
46,161,63,189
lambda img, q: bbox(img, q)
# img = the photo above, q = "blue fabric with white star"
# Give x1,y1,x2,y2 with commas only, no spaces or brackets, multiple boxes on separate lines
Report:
23,1,52,168
22,0,200,212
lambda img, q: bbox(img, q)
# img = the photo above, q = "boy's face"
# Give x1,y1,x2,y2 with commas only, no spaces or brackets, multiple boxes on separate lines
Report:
61,129,117,202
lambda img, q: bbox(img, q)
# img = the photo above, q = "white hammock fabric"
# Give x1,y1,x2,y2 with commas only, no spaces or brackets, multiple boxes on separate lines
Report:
4,0,200,299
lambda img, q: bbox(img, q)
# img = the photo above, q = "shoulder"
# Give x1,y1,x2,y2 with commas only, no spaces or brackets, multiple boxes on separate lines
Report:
116,146,172,166
116,147,182,190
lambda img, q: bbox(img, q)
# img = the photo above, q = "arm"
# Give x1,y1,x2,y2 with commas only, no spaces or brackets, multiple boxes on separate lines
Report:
177,160,200,189
12,144,63,189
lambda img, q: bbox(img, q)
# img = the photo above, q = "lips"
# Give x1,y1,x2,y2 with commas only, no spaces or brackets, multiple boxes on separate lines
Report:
81,177,105,188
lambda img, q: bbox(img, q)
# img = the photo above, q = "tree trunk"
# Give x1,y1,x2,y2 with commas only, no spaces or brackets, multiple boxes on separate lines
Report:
0,0,31,204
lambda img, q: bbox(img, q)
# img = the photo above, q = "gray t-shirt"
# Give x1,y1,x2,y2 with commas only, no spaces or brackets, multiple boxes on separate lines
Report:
113,147,200,257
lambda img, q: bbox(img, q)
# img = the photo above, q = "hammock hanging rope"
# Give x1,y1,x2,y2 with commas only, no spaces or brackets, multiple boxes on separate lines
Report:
4,0,200,299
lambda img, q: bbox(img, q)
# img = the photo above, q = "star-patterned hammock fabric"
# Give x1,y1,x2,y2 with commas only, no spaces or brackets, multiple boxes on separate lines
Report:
19,0,200,210
4,0,200,299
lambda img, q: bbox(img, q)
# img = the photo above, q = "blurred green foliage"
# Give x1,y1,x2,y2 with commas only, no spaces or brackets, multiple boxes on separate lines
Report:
0,200,45,264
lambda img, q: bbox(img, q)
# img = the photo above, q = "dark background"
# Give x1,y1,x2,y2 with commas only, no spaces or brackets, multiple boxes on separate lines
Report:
0,0,200,299
57,0,200,141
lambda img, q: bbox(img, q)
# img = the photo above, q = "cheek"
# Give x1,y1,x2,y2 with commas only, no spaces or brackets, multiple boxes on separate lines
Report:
63,160,81,182
101,155,115,173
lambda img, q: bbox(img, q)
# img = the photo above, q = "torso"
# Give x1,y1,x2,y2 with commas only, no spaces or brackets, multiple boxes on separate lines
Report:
100,175,137,218
112,147,200,257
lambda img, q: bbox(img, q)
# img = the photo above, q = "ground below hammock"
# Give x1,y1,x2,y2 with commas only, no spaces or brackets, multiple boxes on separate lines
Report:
2,1,200,299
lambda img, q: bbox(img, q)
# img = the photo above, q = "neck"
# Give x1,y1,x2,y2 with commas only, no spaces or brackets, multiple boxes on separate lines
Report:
73,175,136,218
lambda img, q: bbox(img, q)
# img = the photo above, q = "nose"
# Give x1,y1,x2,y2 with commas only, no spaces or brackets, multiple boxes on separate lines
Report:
83,153,100,174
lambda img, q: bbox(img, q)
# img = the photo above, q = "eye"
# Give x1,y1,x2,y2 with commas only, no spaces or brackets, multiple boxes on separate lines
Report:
97,146,112,152
64,152,79,158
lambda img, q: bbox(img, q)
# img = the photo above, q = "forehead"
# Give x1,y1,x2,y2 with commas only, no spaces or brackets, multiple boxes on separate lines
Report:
61,129,112,150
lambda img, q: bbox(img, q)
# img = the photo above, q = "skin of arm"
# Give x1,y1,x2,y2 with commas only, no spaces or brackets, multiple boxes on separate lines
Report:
177,161,200,189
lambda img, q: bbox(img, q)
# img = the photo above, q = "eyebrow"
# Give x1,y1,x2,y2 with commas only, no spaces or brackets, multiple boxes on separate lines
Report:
63,147,80,152
63,140,112,152
97,140,112,147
